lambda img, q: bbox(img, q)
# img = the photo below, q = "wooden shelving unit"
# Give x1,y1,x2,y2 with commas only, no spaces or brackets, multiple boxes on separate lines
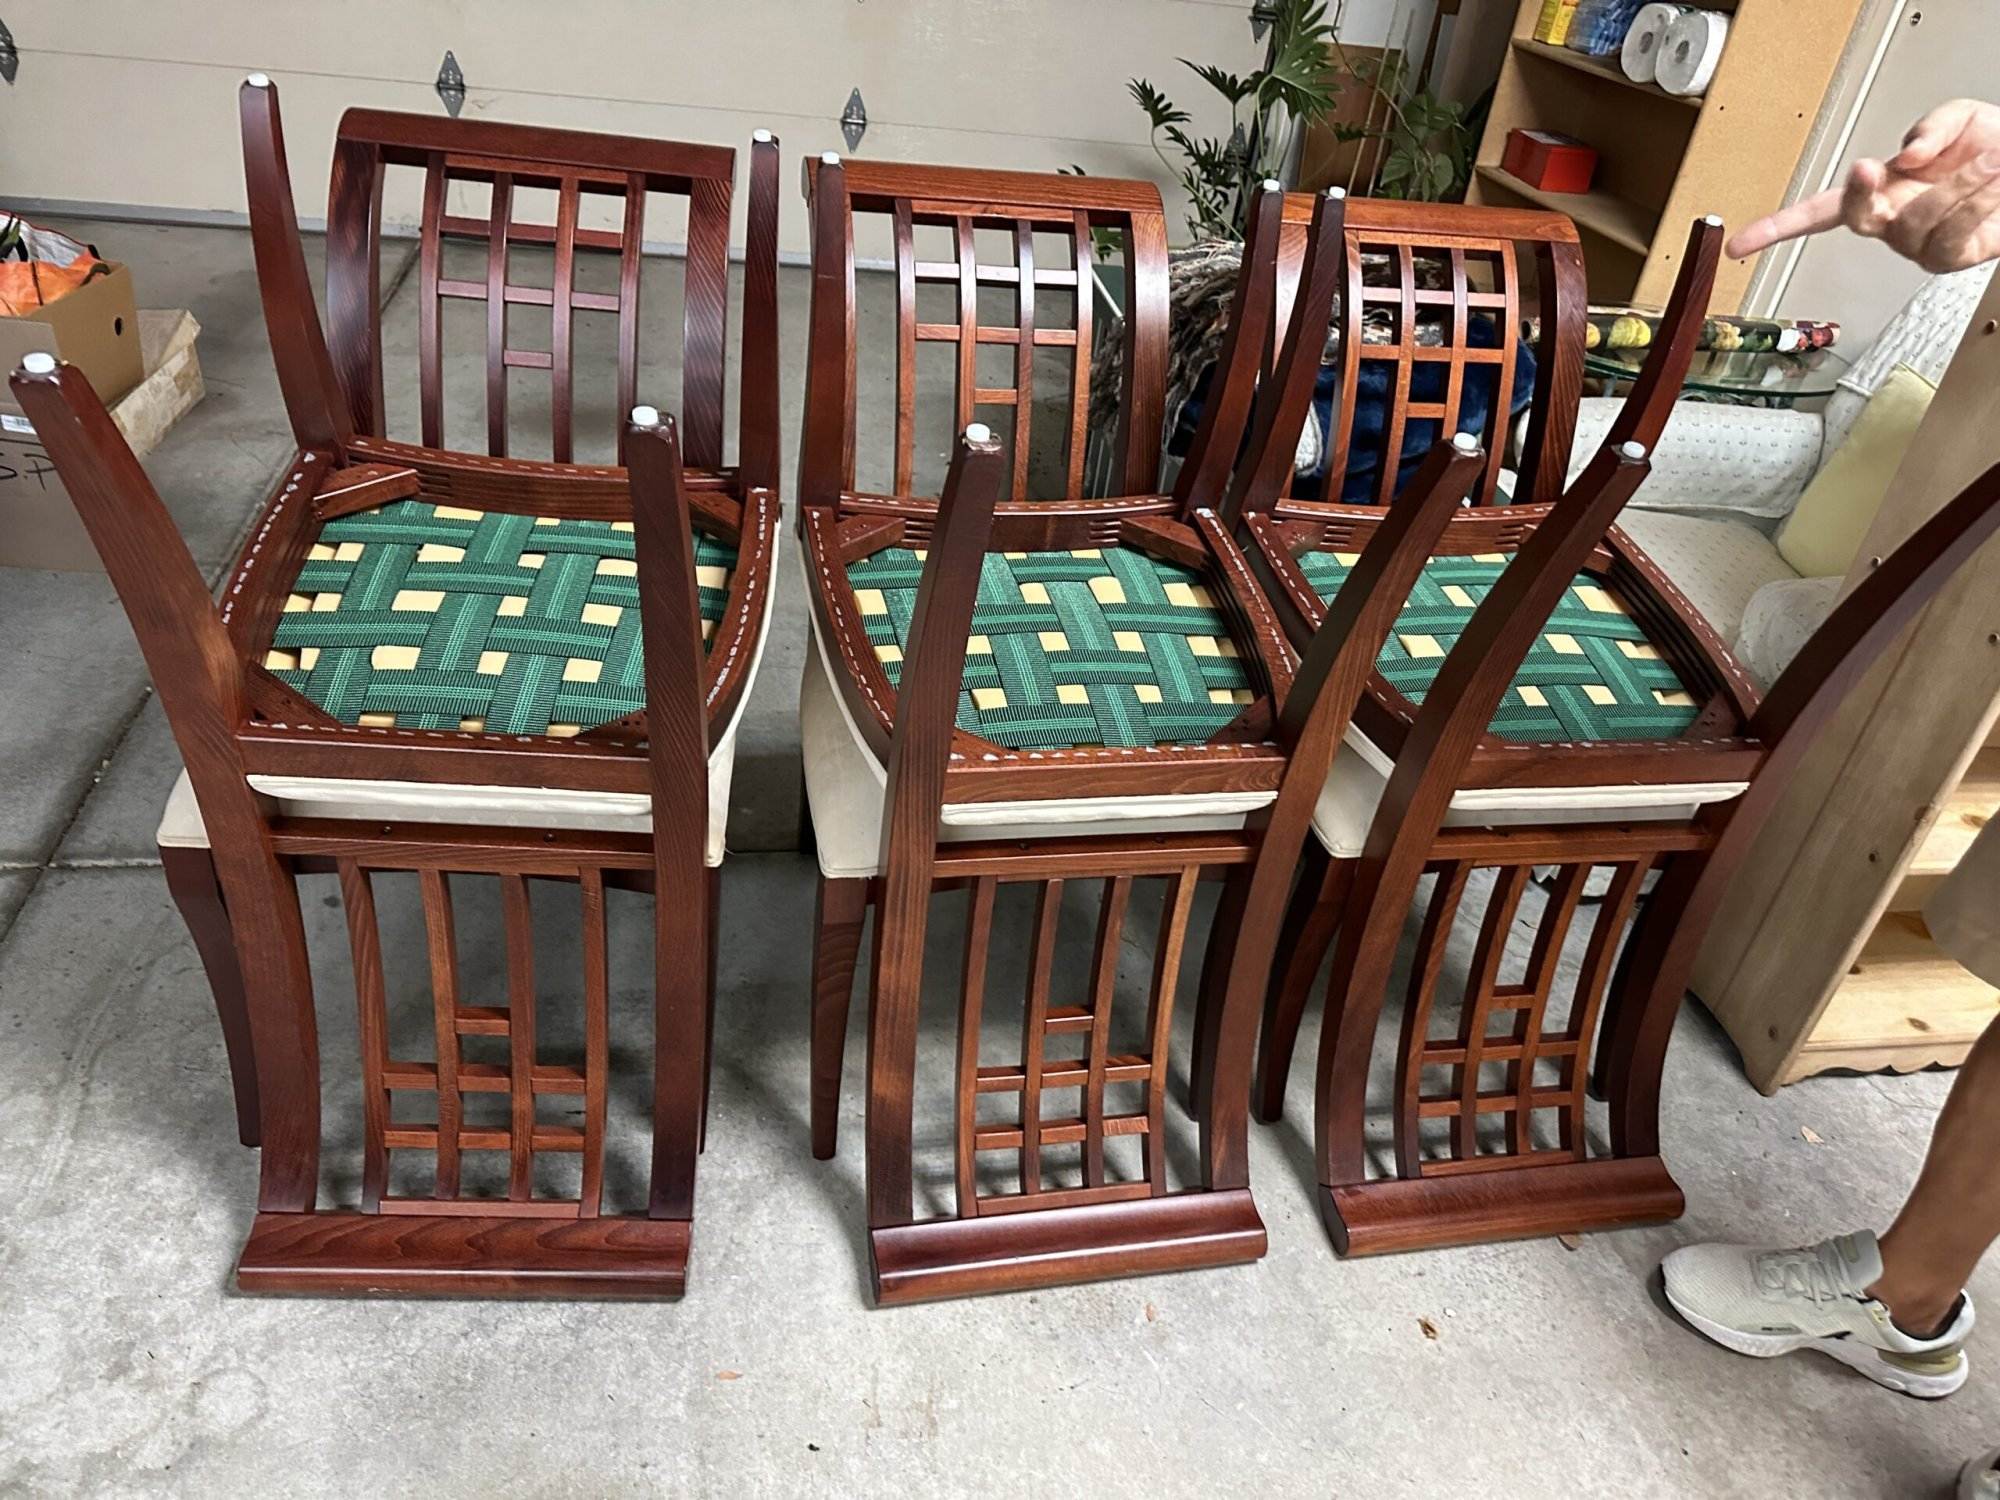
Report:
1467,0,1867,308
1510,38,1702,110
1694,275,2000,1090
1473,164,1655,255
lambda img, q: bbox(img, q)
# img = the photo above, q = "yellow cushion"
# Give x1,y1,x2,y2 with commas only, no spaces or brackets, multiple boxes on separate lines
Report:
1775,363,1936,578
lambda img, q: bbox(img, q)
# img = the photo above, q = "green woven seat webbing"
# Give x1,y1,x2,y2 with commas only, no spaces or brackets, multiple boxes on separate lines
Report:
263,499,737,736
1296,548,1701,742
844,545,1254,751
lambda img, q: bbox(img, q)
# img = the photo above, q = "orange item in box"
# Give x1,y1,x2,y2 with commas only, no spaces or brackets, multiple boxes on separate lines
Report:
1501,128,1598,194
0,257,109,318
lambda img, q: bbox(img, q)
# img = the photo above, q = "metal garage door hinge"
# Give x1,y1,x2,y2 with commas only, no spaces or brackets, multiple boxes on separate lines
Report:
841,88,867,151
1249,0,1281,41
0,21,19,85
435,50,466,116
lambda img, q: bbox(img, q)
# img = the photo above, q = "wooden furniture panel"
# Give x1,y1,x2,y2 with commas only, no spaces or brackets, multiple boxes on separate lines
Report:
1467,0,1867,308
1694,281,2000,1088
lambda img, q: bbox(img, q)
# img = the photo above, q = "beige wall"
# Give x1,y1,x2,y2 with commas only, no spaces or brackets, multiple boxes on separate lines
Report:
1773,4,1996,350
1,0,1267,253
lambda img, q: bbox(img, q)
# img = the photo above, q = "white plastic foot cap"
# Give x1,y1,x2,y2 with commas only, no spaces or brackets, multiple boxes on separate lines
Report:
1260,178,1282,192
1451,431,1480,455
1702,213,1723,226
1619,439,1648,460
965,423,993,444
753,129,774,144
21,352,56,375
820,151,841,165
246,72,271,88
1326,186,1347,199
630,404,662,427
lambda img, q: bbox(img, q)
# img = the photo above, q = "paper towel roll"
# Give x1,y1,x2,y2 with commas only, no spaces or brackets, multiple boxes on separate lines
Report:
1656,9,1729,97
1620,3,1688,83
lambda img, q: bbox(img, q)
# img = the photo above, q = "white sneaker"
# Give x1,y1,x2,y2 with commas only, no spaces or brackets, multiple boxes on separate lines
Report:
1959,1447,2000,1500
1661,1229,1973,1399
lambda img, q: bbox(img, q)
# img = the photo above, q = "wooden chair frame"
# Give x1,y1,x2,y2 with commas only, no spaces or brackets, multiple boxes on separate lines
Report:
795,161,1497,1301
1210,196,1588,518
101,77,781,1296
1232,217,1811,1254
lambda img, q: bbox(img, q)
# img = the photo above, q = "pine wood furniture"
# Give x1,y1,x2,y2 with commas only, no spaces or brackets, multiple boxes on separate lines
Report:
1466,0,1867,308
793,162,1499,1302
1692,275,2000,1087
1238,212,1752,1254
102,77,783,1296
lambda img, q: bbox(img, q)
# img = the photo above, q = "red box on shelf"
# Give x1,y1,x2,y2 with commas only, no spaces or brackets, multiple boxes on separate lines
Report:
1500,128,1598,194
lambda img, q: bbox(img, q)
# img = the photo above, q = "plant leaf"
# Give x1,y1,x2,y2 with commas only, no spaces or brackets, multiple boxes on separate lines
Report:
1183,60,1257,106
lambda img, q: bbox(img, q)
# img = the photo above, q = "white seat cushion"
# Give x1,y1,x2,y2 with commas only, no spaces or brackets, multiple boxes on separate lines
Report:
799,623,1274,882
158,732,739,866
1616,508,1799,647
1310,728,1747,858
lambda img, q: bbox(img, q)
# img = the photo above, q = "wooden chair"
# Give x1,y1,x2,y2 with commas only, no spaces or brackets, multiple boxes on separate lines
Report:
1233,212,1807,1254
1147,196,1585,517
92,75,781,1296
161,78,782,1156
793,159,1495,1302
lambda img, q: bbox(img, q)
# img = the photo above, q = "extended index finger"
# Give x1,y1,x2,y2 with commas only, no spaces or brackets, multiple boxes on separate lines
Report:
1724,187,1847,258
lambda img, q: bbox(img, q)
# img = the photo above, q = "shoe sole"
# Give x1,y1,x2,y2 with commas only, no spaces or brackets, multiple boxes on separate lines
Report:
1666,1285,1967,1399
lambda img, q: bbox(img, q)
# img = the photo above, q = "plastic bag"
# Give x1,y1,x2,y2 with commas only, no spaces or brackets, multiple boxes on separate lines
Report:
0,212,107,316
1566,0,1645,55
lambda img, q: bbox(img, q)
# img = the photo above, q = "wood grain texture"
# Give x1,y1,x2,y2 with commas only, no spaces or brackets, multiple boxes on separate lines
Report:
1323,1155,1682,1257
870,1189,1266,1305
236,1211,691,1298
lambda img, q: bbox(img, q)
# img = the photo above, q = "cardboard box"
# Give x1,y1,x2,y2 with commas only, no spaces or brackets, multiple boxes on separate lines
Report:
0,262,144,418
0,309,203,571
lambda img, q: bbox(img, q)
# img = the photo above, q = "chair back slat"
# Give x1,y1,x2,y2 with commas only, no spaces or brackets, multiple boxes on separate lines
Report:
323,108,741,466
803,158,1169,503
1253,195,1584,509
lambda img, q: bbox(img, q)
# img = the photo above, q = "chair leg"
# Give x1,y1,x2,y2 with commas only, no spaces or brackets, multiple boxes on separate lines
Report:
159,843,261,1148
1254,846,1351,1125
701,864,722,1152
811,876,868,1160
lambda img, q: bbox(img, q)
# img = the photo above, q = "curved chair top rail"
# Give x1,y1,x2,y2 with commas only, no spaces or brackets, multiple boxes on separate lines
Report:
799,154,1171,507
1247,191,1587,512
334,108,738,188
303,99,778,474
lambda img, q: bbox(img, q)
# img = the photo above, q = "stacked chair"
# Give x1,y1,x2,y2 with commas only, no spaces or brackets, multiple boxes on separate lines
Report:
14,78,783,1296
15,81,2000,1302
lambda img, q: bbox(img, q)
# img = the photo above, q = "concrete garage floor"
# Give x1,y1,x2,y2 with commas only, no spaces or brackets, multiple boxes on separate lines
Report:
0,216,1993,1498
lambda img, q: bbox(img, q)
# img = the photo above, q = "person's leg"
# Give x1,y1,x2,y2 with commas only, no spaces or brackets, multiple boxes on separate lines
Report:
1871,1013,2000,1333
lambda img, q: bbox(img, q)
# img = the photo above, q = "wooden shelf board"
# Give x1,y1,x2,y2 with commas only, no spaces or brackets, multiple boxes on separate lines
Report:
1909,746,1999,876
1511,38,1703,110
1472,165,1658,255
1785,910,2000,1082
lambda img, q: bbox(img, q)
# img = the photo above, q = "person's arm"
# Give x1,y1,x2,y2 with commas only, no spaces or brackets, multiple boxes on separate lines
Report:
1727,98,2000,273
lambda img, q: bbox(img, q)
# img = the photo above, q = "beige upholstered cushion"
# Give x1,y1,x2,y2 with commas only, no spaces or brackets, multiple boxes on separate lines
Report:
1733,574,1842,690
158,733,739,867
1309,724,1746,859
1616,508,1798,647
799,624,1274,882
1564,400,1825,521
1776,363,1936,578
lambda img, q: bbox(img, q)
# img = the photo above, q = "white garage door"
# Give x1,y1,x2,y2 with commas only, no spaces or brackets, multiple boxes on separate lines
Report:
1,0,1272,254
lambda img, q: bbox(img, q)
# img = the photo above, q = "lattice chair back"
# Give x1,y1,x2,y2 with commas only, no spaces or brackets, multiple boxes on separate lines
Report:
244,76,781,474
1268,196,1588,512
799,156,1171,507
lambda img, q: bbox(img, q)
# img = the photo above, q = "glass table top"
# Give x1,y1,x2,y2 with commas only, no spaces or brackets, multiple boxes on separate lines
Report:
1584,345,1852,404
